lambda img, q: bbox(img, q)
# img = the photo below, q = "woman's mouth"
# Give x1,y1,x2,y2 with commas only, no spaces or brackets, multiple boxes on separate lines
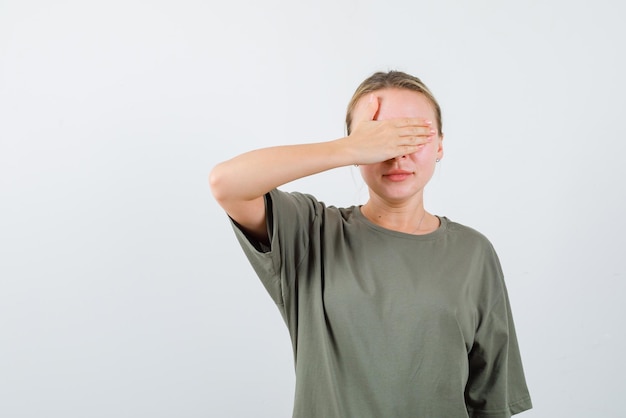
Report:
383,170,413,182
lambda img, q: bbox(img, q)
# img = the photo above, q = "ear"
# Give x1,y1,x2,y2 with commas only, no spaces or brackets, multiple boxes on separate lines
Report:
436,134,444,161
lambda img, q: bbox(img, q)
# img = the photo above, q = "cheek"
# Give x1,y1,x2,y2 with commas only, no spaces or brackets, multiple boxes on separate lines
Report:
358,165,374,181
410,142,437,161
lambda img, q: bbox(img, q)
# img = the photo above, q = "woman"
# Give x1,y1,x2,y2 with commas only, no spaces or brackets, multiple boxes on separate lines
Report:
210,71,532,417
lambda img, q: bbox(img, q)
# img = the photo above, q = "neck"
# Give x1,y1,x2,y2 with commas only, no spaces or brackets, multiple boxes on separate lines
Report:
361,197,433,234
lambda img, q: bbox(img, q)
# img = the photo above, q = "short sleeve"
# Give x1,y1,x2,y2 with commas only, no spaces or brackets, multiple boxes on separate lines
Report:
229,188,320,309
465,284,533,417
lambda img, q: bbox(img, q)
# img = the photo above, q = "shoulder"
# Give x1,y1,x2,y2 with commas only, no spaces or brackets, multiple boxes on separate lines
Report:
443,217,494,245
441,217,500,261
442,218,508,307
268,188,323,210
266,189,339,232
268,188,354,219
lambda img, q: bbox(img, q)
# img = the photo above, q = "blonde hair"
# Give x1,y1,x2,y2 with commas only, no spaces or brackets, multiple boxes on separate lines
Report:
346,71,443,136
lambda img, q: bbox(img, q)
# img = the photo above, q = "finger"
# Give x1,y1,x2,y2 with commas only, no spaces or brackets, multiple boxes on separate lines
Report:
352,93,380,124
404,133,434,146
406,137,433,148
398,128,436,143
365,94,379,121
394,118,433,128
395,144,422,156
399,126,436,138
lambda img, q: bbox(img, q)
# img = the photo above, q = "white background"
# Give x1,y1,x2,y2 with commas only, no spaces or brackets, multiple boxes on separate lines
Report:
2,0,625,417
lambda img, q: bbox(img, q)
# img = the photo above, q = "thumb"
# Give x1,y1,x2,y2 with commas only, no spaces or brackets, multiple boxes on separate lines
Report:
365,93,380,120
353,93,380,125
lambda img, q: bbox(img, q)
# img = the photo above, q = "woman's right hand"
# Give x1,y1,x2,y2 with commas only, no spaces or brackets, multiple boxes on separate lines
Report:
210,92,435,241
344,94,434,165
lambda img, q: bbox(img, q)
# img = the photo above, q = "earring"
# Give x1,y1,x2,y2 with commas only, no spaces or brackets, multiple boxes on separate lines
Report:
436,159,440,163
354,164,359,167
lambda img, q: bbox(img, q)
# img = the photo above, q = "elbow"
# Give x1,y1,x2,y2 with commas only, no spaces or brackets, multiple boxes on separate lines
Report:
209,163,228,204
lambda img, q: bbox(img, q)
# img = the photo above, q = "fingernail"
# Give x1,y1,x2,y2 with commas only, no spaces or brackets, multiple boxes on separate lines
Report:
426,120,432,125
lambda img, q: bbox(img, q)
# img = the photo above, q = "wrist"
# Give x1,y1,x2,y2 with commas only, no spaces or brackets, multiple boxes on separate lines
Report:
329,136,359,167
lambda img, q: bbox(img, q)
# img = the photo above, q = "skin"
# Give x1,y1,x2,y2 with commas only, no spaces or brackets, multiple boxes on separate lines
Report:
356,88,444,234
209,87,443,244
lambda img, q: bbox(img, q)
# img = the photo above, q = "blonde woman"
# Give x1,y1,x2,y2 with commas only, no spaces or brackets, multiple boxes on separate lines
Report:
210,71,532,417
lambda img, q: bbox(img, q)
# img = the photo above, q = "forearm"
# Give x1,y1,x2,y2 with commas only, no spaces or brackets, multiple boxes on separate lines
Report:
210,94,434,205
209,138,353,203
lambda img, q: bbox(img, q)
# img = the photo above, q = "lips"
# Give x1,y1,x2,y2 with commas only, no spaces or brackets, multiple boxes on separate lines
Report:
383,170,414,182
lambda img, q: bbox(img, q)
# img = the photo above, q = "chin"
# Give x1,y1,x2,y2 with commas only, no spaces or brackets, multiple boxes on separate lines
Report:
379,186,421,202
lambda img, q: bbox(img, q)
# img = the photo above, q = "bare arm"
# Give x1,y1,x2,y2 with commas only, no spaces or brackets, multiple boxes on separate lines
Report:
209,94,434,243
209,140,352,243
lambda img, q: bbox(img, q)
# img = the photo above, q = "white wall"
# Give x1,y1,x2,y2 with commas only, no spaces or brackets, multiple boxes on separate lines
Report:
1,0,624,416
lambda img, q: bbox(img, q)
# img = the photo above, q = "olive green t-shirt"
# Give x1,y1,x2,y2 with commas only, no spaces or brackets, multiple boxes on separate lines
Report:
231,189,532,418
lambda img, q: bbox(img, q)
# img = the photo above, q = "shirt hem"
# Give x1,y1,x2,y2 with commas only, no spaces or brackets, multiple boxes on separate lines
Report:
467,395,532,417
